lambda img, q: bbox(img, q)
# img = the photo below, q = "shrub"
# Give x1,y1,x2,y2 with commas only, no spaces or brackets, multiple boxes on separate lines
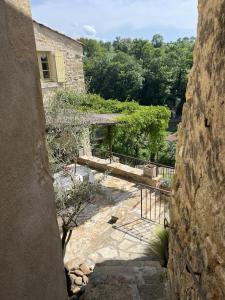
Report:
157,141,176,167
146,225,169,268
54,89,142,114
159,178,172,190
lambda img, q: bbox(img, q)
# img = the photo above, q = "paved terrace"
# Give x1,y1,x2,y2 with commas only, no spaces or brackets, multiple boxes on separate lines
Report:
64,172,169,300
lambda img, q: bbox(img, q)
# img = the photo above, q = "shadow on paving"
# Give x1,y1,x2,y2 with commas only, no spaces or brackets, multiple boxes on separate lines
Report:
112,218,156,244
67,176,141,228
79,256,169,300
58,176,141,235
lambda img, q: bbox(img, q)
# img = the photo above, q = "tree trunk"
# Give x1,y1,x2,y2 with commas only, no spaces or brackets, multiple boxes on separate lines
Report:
61,226,73,258
61,226,68,258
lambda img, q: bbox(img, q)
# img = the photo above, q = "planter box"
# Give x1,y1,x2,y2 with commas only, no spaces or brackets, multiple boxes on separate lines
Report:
143,164,157,178
112,156,120,163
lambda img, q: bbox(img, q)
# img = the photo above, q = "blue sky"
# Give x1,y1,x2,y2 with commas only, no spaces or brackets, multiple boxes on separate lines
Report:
31,0,198,42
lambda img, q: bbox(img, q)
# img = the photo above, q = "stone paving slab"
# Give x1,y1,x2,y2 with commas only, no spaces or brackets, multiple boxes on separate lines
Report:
65,173,166,268
65,173,170,299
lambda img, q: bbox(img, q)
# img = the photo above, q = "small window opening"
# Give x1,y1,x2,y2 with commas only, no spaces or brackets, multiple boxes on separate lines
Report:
38,52,51,80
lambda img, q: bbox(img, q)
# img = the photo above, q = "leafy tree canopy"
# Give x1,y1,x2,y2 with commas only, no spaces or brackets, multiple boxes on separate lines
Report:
80,35,195,116
53,90,171,161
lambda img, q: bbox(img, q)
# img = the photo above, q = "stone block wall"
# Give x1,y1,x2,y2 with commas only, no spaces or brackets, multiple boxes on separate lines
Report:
169,1,225,299
33,21,85,102
0,1,67,299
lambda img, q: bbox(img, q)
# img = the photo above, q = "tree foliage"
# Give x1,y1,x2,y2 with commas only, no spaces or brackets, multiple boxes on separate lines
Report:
55,172,103,257
45,94,104,257
113,106,171,159
80,36,195,116
52,90,171,162
151,34,164,48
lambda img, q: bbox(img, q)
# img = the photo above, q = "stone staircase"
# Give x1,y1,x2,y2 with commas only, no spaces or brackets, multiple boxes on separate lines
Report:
80,259,169,300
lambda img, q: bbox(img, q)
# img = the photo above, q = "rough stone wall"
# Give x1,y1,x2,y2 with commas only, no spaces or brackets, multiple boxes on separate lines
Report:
0,1,67,299
33,21,85,101
169,1,225,299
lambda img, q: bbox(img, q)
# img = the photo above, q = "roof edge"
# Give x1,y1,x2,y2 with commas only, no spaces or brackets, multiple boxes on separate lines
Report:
33,20,84,47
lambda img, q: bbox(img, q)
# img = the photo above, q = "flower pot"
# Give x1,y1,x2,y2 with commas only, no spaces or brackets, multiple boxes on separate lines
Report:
143,164,157,178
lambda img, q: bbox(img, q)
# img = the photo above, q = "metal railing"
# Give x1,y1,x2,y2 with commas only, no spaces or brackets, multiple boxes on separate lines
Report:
154,162,175,178
112,152,148,167
140,184,171,224
112,152,175,178
91,149,175,179
92,148,110,160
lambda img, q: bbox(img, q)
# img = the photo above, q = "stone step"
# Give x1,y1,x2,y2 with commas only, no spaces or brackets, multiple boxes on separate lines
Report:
80,260,169,300
96,259,161,268
89,266,166,285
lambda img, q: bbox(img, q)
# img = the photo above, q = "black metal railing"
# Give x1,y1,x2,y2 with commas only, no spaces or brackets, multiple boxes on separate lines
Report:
91,148,175,179
112,152,175,178
92,148,110,160
140,184,171,224
154,162,175,178
112,152,148,167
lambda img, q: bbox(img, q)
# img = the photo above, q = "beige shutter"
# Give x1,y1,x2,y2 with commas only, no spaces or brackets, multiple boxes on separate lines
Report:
55,51,65,83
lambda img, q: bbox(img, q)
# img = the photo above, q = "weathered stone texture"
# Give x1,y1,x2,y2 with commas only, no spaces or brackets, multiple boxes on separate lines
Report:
33,21,85,100
169,1,225,299
0,1,67,299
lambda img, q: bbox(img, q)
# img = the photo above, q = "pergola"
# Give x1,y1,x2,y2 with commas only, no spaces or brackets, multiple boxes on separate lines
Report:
81,113,122,163
45,109,122,163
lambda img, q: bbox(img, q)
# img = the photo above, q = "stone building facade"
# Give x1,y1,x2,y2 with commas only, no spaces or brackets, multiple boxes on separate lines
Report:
169,0,225,299
33,21,85,102
0,0,67,299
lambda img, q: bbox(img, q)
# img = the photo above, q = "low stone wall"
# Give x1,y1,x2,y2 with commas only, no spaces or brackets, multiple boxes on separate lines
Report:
78,156,162,187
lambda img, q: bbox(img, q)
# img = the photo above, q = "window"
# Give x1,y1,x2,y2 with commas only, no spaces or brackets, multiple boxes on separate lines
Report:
37,51,66,83
37,52,51,80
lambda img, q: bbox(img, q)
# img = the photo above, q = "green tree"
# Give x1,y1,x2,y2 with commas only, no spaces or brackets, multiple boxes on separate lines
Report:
113,106,171,159
79,38,106,57
55,173,103,257
45,93,104,258
85,51,144,101
81,36,195,117
151,34,164,48
113,36,132,53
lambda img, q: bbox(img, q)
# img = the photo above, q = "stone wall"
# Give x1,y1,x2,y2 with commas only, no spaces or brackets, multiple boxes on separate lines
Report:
33,21,85,102
169,1,225,299
0,1,67,299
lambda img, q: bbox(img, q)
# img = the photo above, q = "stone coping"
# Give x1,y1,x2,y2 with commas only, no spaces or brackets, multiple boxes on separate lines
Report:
78,155,162,187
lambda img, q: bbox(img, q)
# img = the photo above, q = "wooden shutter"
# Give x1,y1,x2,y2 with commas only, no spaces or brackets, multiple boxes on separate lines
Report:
55,51,65,83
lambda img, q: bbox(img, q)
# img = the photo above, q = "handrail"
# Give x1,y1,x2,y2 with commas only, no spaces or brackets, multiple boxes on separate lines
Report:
91,148,175,178
112,152,147,163
112,152,175,169
138,183,171,195
164,219,207,300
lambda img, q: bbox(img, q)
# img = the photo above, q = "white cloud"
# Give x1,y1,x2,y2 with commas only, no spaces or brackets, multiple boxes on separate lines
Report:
83,25,97,37
31,0,198,41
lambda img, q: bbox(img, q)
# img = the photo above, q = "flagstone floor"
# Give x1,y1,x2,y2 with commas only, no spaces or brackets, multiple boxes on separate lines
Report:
65,173,158,268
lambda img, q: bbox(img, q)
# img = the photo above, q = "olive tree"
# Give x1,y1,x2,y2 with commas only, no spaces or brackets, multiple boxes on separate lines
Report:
45,90,103,257
55,172,103,257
